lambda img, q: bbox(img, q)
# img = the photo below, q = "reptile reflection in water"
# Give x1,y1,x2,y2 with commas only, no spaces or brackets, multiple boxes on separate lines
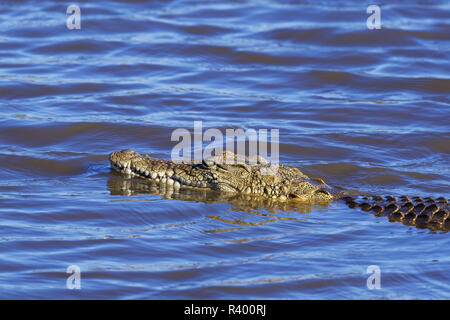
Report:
107,173,449,232
107,173,319,214
107,174,314,231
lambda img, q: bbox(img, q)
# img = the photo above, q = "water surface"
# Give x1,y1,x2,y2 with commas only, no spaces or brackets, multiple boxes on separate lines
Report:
0,0,449,299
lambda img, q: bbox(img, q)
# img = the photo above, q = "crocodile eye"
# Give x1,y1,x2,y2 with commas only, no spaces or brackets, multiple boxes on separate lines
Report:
216,163,230,171
315,189,332,196
202,159,214,167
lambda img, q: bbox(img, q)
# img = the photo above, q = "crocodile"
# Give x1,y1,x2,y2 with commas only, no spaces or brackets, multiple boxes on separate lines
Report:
109,149,450,231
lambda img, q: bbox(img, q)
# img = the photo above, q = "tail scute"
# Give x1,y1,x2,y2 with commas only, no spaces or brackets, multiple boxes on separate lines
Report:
342,195,450,231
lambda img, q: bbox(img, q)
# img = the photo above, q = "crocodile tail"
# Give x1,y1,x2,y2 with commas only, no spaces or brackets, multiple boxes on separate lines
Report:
341,195,450,231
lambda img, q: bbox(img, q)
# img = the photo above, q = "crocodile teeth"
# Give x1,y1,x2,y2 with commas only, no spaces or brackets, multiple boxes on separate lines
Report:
166,169,174,177
151,172,157,179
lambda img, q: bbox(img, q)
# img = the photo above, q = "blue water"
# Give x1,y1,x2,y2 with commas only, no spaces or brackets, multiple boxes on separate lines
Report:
0,0,449,299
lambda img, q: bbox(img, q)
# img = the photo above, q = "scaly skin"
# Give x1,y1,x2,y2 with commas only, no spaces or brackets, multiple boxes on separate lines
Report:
109,149,334,202
109,149,450,231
